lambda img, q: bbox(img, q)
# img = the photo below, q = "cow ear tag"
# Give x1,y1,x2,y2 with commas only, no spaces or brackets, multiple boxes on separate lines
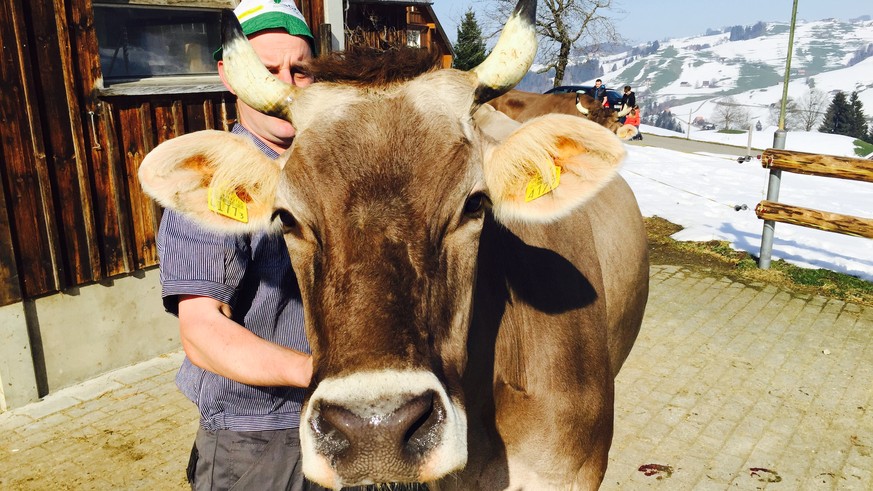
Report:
525,165,561,202
208,185,249,223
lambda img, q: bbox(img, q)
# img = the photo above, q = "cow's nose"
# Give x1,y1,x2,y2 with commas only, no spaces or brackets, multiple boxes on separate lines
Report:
310,390,445,476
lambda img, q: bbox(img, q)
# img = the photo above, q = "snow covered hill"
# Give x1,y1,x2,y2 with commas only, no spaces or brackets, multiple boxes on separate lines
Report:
525,15,873,151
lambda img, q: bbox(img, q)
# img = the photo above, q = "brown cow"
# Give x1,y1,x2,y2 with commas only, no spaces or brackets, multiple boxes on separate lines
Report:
489,89,638,140
138,0,648,488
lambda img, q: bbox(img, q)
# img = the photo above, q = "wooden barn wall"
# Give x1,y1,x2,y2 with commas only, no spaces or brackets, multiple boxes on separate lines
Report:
0,0,239,306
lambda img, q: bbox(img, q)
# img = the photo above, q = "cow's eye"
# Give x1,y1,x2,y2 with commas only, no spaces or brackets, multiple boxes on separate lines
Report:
463,192,488,216
273,209,297,232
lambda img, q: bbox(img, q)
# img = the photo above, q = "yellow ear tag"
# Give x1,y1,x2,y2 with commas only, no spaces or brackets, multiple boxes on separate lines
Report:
207,186,249,223
525,165,561,202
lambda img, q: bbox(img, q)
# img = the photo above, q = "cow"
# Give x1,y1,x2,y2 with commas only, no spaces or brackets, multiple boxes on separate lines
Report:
138,0,648,488
488,89,638,140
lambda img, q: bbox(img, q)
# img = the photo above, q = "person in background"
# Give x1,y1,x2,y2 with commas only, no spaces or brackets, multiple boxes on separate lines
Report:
588,79,608,108
619,85,636,124
625,105,642,140
156,1,323,489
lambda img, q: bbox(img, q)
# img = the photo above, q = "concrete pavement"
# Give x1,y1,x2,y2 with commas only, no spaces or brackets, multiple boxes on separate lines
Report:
1,265,871,489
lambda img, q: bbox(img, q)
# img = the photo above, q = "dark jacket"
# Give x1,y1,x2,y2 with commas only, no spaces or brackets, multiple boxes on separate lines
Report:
621,91,636,111
589,85,607,105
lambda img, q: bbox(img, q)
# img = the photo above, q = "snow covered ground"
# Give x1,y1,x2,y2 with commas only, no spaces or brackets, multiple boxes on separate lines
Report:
619,141,873,282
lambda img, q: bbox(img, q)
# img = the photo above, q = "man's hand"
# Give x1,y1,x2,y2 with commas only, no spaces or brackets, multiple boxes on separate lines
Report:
178,295,313,388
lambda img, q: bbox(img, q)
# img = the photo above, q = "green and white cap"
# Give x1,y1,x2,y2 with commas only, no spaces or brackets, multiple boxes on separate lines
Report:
214,0,314,60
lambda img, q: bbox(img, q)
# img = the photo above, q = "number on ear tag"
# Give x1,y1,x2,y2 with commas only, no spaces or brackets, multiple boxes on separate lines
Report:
525,165,561,202
208,186,249,223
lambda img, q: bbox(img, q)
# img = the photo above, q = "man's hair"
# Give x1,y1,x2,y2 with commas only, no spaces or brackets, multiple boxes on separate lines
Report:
595,79,602,83
624,85,631,91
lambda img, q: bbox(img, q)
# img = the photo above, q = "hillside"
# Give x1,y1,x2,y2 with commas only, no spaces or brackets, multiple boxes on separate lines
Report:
521,15,873,148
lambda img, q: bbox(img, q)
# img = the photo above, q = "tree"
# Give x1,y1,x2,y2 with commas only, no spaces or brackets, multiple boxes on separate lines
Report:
848,91,869,140
767,97,800,130
819,91,853,136
712,97,751,130
452,8,487,71
794,88,828,131
493,0,621,87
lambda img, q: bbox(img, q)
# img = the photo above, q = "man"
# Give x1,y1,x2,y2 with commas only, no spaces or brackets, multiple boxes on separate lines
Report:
589,79,608,108
619,85,635,124
156,1,319,489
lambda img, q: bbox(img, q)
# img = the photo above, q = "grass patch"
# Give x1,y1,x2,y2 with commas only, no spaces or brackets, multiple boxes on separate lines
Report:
718,129,746,134
853,139,873,157
736,62,782,92
645,216,873,306
617,60,647,84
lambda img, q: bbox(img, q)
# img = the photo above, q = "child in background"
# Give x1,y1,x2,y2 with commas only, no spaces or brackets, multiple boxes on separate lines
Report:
625,105,642,140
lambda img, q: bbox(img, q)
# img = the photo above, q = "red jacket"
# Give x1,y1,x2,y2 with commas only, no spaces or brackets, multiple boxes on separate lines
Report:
624,111,640,127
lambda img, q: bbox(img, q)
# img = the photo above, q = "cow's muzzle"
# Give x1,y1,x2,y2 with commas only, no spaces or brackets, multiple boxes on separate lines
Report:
301,371,467,489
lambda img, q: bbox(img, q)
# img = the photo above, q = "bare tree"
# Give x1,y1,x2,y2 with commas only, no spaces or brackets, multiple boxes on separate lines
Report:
767,97,801,130
794,88,829,131
492,0,621,87
712,97,751,130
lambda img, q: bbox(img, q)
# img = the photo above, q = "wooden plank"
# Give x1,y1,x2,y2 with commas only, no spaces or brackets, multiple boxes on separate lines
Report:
68,0,132,277
0,152,23,306
755,200,873,239
153,99,184,144
184,98,208,132
30,0,100,285
118,102,159,269
0,0,61,297
101,102,136,275
762,148,873,183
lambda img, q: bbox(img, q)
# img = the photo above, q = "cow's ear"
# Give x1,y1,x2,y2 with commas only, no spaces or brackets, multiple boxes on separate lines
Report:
483,114,626,223
139,130,281,233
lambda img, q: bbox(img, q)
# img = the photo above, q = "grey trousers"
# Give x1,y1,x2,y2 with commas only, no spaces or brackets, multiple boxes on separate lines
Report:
187,426,327,491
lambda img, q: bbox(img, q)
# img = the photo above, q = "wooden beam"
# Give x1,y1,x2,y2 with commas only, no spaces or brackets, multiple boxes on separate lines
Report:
761,148,873,183
0,0,61,297
755,200,873,238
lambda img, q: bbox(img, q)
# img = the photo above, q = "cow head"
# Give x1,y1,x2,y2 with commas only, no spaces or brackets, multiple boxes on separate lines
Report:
138,0,627,487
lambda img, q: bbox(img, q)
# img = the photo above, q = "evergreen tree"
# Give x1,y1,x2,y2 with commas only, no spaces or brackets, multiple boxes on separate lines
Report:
453,8,487,71
818,91,853,135
848,91,869,140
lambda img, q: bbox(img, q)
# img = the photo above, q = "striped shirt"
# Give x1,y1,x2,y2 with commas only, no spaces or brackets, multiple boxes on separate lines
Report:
157,124,309,432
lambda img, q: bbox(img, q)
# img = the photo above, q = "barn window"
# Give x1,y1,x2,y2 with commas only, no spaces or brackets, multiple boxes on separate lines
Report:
406,29,421,48
93,4,222,80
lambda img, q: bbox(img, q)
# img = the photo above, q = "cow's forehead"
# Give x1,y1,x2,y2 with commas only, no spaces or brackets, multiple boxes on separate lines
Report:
291,69,479,135
277,69,485,229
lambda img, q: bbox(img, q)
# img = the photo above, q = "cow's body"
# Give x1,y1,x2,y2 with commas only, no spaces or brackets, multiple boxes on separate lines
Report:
138,2,648,488
457,176,648,489
488,89,637,140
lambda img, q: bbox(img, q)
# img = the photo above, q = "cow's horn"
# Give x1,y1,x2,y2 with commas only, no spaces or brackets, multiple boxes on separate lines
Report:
616,105,632,117
471,0,538,104
220,9,298,122
575,92,590,115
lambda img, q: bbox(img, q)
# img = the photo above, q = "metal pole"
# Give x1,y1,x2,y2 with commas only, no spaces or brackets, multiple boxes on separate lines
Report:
687,108,692,140
747,123,753,157
759,0,798,269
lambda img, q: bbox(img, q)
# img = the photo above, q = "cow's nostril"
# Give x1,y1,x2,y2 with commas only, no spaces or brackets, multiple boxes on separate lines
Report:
311,405,352,456
312,390,444,465
403,391,444,455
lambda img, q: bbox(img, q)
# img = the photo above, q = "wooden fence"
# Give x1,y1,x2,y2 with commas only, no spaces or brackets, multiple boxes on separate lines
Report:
755,148,873,241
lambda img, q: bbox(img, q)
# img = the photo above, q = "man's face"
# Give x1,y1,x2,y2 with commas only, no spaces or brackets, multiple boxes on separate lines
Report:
218,29,313,153
594,81,602,87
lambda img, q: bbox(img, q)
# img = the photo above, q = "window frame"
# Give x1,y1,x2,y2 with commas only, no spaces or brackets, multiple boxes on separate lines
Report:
92,0,235,96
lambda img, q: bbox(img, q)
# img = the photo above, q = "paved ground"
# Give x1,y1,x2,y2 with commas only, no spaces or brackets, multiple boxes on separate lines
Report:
1,265,871,490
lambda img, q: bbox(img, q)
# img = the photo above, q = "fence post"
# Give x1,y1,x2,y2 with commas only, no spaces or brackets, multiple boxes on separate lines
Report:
758,130,786,269
758,0,798,270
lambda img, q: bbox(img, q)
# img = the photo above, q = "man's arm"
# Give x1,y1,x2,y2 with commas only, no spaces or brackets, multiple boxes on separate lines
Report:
178,295,313,388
